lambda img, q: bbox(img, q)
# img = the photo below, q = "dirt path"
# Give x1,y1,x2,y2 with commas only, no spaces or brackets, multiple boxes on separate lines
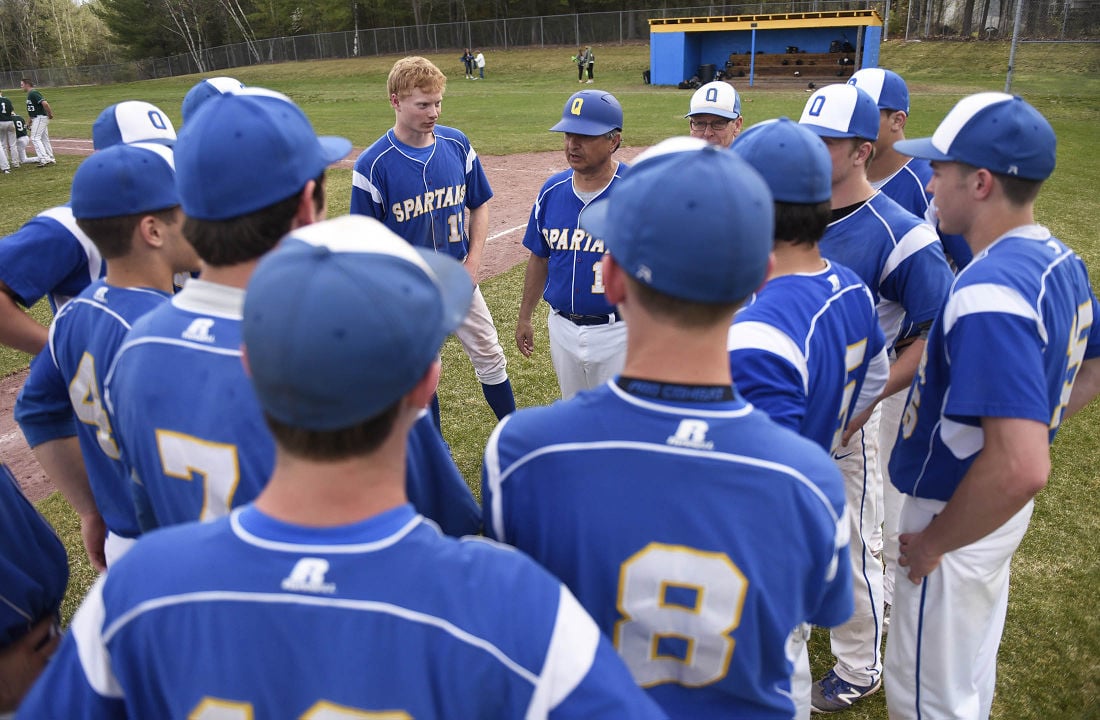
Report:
2,139,646,502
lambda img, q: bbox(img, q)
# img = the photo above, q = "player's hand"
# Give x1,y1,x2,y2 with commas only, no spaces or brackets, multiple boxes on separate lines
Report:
841,402,876,445
80,510,108,573
897,529,942,584
0,616,61,712
462,260,479,284
516,319,535,358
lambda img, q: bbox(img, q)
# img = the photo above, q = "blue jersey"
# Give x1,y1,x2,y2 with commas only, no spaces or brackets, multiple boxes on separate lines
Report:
728,261,889,453
16,281,170,538
891,226,1100,501
483,382,852,719
0,463,67,648
820,192,953,348
351,126,493,261
0,205,103,313
874,157,972,271
105,280,480,536
522,166,627,316
18,504,666,719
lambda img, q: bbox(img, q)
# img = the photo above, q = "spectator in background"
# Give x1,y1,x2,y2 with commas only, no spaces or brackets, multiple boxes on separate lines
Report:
475,49,486,79
462,48,474,79
583,46,595,83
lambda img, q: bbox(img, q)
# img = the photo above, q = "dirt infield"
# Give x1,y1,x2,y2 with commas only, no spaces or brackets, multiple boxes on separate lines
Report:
1,139,646,502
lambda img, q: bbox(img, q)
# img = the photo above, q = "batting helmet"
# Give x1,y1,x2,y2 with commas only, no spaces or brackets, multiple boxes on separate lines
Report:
550,90,623,135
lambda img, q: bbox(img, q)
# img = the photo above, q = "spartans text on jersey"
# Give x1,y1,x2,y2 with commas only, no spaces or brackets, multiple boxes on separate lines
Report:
390,184,467,223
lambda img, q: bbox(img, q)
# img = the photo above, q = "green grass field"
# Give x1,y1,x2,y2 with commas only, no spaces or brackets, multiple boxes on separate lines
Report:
2,40,1098,718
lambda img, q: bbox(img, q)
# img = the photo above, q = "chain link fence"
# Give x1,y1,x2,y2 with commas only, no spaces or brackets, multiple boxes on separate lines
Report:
1,1,1095,89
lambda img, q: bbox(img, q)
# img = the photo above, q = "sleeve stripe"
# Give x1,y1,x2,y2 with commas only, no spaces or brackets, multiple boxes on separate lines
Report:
944,283,1039,337
525,586,600,719
72,577,124,699
351,170,383,204
483,414,512,543
881,223,940,282
727,321,809,393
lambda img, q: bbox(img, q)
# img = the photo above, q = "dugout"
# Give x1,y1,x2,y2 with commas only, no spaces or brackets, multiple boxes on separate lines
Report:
648,10,883,87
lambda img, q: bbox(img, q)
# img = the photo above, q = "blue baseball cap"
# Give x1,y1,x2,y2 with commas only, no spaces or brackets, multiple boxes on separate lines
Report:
92,101,177,150
848,68,910,113
181,76,244,123
580,137,773,304
799,84,879,141
175,89,352,221
71,143,179,220
550,90,623,135
894,92,1055,181
732,118,831,204
243,215,474,431
686,81,741,120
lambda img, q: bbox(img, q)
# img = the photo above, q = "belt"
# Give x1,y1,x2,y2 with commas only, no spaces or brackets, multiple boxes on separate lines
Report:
559,310,622,326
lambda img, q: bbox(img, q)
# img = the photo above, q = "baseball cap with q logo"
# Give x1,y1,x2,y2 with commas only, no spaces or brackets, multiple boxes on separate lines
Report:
685,81,742,120
550,89,623,135
798,83,880,142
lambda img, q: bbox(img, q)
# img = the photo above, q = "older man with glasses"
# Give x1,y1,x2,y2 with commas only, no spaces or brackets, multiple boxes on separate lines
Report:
686,80,743,148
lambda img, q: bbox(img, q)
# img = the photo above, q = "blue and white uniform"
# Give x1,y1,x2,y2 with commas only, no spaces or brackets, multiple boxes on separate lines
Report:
523,166,628,398
0,206,103,315
483,380,851,719
351,126,491,261
886,225,1100,718
105,280,480,536
0,463,67,649
892,227,1100,494
874,157,972,272
816,190,953,690
728,260,888,453
820,192,952,348
351,126,512,414
17,503,666,719
16,281,171,555
870,156,969,608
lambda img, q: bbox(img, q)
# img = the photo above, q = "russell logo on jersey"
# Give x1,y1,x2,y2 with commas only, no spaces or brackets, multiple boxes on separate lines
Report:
281,558,337,595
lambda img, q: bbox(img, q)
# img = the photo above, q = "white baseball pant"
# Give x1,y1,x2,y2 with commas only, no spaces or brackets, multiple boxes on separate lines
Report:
15,136,30,164
885,496,1033,720
453,285,509,386
546,309,627,399
878,387,908,605
0,121,13,169
829,406,885,688
789,623,812,720
29,116,53,164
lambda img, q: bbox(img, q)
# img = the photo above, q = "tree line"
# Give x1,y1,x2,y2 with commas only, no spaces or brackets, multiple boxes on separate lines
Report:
1,0,1092,74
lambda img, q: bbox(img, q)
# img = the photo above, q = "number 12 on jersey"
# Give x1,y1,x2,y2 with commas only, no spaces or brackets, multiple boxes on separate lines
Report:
614,542,748,687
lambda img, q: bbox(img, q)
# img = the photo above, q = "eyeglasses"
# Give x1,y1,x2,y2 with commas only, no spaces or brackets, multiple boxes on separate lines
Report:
689,118,733,132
